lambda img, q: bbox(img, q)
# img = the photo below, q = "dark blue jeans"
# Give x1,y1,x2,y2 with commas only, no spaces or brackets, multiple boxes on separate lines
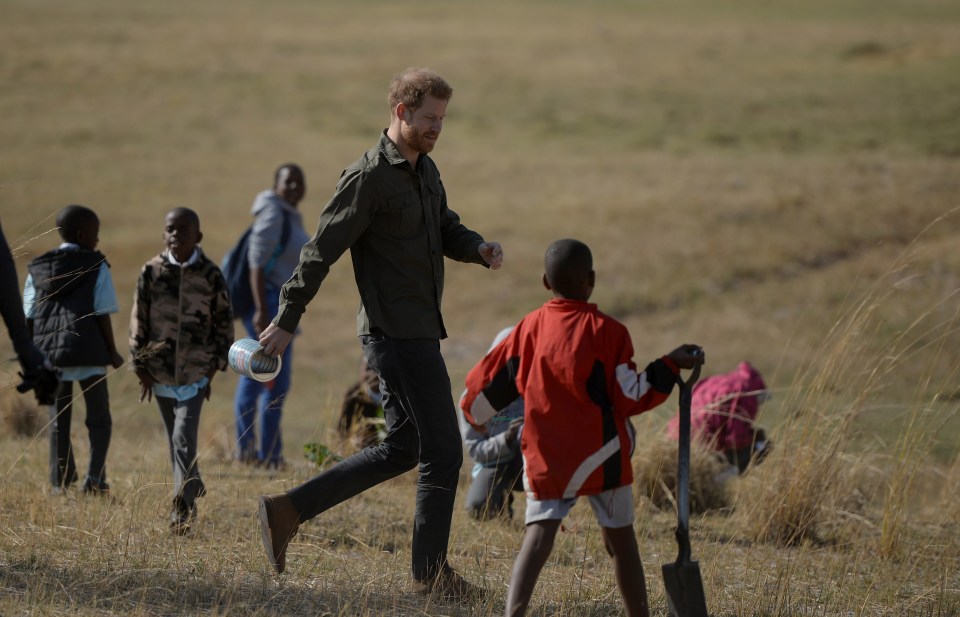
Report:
234,285,293,465
288,333,463,580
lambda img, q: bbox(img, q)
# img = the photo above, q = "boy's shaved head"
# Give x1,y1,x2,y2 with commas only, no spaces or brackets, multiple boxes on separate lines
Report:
544,239,593,299
167,207,200,230
56,204,98,243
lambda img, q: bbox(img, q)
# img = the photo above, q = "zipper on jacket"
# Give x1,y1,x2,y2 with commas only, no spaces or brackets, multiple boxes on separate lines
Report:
176,263,183,386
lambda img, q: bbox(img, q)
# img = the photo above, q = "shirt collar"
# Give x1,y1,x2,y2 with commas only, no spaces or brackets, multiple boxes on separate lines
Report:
545,297,598,313
166,247,201,267
379,130,412,167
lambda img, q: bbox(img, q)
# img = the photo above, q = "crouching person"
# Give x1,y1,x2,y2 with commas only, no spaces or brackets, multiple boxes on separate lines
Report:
457,326,525,521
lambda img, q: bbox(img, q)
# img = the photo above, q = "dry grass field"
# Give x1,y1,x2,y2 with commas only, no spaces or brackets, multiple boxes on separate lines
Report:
1,0,959,614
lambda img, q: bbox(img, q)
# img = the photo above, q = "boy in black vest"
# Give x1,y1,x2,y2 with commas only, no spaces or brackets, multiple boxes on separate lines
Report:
24,205,124,495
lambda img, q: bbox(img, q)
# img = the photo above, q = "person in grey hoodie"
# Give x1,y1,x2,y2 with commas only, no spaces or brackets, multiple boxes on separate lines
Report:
234,163,310,467
457,326,525,521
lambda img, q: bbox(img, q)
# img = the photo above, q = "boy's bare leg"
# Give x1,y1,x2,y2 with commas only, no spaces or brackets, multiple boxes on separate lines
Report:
602,525,649,617
505,520,561,617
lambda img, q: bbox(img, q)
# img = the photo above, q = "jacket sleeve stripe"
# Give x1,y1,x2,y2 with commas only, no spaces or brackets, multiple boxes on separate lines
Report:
616,362,652,401
466,391,497,427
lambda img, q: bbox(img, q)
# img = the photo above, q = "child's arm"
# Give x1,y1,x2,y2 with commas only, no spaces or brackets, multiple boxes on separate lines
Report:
92,262,123,369
95,314,124,369
615,343,704,417
129,265,155,402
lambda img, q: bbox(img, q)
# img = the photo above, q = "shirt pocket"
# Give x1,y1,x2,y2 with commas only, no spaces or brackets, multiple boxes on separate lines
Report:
378,191,422,238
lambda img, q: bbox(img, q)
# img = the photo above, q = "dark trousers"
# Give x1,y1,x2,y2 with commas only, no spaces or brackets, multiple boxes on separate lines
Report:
288,334,463,581
49,376,111,488
465,456,524,520
157,393,206,521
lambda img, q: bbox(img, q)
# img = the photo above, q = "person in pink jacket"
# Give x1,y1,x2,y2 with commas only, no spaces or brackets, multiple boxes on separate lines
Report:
666,360,771,473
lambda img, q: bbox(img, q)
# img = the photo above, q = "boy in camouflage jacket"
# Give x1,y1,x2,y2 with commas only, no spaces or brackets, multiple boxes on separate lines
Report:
129,207,233,534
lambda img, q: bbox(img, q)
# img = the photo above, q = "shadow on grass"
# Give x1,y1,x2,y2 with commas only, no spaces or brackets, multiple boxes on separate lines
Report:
0,555,492,616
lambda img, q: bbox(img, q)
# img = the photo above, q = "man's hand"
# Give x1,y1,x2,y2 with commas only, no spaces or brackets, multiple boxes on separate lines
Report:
258,323,293,358
478,242,503,270
667,344,705,370
110,351,124,369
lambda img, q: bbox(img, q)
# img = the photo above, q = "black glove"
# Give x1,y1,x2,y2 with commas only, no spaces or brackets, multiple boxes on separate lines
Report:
17,366,61,405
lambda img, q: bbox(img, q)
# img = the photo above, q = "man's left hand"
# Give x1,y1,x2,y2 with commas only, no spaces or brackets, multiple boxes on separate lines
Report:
479,242,503,270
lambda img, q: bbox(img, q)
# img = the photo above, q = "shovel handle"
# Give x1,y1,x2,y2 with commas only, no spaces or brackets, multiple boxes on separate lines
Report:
674,356,701,563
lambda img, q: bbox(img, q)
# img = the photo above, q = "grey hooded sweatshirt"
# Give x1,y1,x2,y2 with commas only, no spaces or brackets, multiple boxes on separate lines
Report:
247,190,310,289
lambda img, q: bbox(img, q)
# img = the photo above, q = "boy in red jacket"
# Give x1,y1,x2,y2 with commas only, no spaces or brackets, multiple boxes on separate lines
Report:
461,239,704,617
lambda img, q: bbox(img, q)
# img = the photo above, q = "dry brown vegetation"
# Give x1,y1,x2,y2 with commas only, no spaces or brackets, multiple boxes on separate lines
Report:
1,0,959,614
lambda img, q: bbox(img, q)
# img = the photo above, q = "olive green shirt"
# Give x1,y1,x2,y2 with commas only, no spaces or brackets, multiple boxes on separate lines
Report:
275,131,486,339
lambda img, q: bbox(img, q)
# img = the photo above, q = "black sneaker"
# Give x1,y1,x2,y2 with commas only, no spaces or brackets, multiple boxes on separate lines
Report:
81,477,110,496
411,566,485,601
170,517,191,536
170,507,195,536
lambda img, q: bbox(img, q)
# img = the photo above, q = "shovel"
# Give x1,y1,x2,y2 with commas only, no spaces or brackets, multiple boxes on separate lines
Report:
662,358,709,617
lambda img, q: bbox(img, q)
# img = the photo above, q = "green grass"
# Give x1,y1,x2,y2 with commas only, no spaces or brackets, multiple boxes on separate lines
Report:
1,0,959,614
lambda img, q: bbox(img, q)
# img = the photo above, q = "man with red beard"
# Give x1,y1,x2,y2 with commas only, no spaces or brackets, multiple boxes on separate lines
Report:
256,68,502,599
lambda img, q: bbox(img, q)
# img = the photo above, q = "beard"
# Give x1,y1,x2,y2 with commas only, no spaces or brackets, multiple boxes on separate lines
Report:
400,124,438,154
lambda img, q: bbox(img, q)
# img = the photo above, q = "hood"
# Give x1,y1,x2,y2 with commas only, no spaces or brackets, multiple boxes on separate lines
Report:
251,190,293,216
691,361,767,408
736,361,767,395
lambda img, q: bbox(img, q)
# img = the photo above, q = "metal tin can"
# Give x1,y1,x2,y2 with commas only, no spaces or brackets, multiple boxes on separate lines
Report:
228,338,282,382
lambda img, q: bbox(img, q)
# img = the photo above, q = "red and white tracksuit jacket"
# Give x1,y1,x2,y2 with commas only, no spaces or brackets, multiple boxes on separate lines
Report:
461,298,679,500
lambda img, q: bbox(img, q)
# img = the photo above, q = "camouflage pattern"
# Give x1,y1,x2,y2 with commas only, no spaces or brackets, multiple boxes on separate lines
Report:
129,249,234,386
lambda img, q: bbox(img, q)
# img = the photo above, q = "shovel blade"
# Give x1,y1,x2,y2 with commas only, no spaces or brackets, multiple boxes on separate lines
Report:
662,559,709,617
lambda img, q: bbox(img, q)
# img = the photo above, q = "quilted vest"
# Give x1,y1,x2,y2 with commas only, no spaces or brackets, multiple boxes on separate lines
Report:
27,249,111,367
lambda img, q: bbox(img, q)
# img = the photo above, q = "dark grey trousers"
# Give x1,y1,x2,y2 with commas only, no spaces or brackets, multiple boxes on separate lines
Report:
156,392,206,520
49,376,111,488
288,333,463,580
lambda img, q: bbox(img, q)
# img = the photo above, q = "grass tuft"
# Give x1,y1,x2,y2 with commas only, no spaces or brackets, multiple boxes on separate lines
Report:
2,390,40,438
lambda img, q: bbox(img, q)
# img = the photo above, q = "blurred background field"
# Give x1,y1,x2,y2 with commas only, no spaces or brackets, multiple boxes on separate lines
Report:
1,0,958,615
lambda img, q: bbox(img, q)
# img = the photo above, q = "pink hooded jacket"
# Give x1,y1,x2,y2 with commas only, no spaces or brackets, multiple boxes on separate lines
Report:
666,361,767,451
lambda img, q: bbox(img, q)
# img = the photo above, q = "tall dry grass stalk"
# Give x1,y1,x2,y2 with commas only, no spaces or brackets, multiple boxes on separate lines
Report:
735,221,960,550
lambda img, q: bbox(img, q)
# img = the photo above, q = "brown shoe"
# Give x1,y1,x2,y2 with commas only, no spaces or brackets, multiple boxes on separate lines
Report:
258,494,300,574
412,566,485,601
